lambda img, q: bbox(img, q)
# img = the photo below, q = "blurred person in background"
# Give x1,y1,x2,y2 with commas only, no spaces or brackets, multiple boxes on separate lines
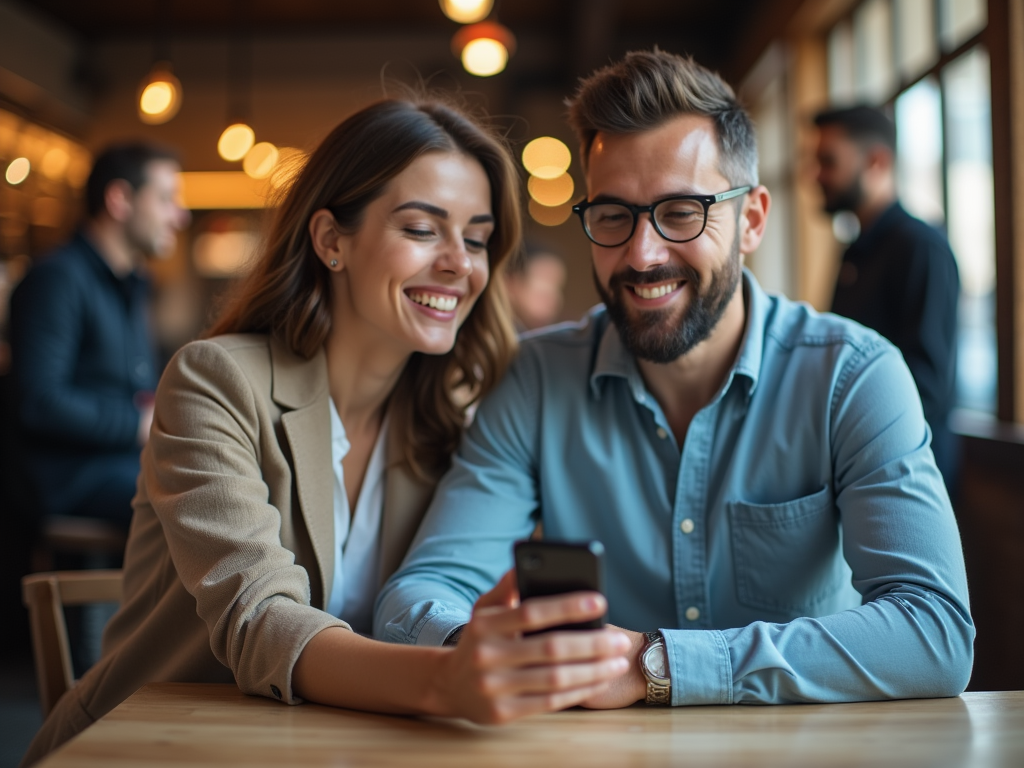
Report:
22,97,631,767
9,143,187,530
814,106,960,494
504,247,567,330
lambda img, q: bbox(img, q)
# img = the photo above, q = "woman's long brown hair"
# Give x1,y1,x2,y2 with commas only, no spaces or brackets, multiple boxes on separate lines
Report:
206,98,521,480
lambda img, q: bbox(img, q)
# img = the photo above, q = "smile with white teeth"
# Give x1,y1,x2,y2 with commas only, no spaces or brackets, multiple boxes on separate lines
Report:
633,282,679,300
409,292,459,312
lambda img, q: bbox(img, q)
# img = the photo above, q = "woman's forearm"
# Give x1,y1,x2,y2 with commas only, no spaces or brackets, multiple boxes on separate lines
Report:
293,627,450,716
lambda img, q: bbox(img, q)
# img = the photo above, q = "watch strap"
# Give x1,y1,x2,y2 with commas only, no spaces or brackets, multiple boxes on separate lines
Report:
641,630,671,705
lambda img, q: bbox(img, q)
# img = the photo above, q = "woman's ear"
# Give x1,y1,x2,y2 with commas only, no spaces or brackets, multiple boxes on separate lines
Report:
308,209,348,271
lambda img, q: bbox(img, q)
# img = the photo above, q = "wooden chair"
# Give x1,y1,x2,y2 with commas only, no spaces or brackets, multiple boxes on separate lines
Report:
32,515,127,573
21,570,123,717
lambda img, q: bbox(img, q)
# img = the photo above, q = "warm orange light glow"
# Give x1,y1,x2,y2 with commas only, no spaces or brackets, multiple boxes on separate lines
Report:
522,137,571,180
138,65,182,125
218,124,256,162
439,0,493,24
5,157,30,185
243,142,279,179
528,198,573,227
178,172,271,209
528,173,575,207
452,22,516,77
41,146,70,180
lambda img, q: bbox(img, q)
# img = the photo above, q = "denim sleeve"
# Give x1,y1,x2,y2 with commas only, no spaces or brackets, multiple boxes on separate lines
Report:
662,341,974,705
374,347,542,644
10,264,140,449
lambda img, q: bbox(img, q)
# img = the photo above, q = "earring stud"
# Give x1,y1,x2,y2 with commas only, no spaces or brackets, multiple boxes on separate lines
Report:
329,260,338,268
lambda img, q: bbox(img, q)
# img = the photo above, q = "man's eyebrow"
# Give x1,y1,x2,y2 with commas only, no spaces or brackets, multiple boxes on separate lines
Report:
588,190,706,205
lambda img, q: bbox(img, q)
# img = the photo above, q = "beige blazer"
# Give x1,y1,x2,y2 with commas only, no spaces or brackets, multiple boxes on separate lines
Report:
25,334,437,764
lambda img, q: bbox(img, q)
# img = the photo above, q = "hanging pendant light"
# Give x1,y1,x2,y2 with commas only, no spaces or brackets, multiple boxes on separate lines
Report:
138,62,182,125
452,21,516,77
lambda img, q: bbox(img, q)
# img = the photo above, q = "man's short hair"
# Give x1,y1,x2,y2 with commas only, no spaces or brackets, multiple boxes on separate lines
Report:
566,48,759,187
813,105,897,154
85,142,180,218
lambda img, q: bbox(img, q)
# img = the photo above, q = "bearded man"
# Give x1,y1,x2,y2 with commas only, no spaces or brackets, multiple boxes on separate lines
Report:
377,50,973,711
815,106,960,492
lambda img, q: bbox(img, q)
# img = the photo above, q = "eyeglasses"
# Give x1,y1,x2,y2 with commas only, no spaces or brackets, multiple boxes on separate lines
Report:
572,186,752,248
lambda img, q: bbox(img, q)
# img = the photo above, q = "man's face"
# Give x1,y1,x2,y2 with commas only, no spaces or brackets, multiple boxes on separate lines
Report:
124,160,187,258
585,115,745,364
815,125,867,214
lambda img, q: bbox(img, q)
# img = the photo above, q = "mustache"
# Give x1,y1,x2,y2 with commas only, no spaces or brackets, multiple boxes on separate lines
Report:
607,263,700,291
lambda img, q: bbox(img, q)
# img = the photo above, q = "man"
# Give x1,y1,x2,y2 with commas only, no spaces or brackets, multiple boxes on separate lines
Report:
376,50,972,709
10,143,187,529
814,106,960,490
504,248,568,330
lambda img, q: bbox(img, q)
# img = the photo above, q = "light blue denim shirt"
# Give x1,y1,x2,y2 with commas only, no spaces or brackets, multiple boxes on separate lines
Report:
376,271,974,704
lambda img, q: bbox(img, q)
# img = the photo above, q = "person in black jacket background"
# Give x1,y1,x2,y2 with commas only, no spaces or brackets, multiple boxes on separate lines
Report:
10,143,187,528
814,106,961,496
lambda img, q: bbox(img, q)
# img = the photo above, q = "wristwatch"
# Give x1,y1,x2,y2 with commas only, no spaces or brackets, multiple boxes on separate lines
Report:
640,631,671,705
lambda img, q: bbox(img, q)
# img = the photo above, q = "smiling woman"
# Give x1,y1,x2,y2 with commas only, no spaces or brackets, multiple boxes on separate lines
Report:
22,98,634,766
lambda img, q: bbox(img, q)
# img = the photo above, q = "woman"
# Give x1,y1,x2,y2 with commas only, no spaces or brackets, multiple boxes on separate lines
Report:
23,98,629,765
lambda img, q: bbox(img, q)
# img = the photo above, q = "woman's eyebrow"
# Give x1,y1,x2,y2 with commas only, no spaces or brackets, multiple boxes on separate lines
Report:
394,201,448,218
393,201,493,225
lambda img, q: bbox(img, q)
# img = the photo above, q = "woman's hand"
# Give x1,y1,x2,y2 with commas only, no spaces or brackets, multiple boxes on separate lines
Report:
428,570,633,724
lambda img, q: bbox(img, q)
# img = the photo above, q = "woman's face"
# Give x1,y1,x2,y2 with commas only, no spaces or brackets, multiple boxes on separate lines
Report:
328,151,494,357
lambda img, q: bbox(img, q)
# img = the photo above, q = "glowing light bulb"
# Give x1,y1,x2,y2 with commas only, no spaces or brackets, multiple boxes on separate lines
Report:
439,0,493,24
5,157,30,185
462,38,508,76
528,173,574,207
243,142,279,179
522,137,571,180
218,123,255,162
138,65,182,125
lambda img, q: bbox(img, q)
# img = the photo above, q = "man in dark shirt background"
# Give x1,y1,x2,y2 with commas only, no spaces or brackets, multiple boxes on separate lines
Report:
814,106,960,493
10,143,187,529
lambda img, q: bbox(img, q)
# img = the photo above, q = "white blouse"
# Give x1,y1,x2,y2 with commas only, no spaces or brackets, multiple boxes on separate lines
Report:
324,399,388,634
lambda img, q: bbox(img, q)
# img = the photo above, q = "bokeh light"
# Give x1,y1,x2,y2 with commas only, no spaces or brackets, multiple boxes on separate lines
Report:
243,142,279,179
138,66,182,125
528,173,575,207
439,0,493,24
461,38,508,77
522,137,571,180
41,146,70,180
528,198,573,227
218,123,256,162
5,157,30,185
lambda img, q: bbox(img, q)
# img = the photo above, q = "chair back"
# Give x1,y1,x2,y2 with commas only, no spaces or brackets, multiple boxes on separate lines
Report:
21,570,123,717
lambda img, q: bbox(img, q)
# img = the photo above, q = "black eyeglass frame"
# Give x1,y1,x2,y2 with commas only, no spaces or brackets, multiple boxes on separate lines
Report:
571,185,752,248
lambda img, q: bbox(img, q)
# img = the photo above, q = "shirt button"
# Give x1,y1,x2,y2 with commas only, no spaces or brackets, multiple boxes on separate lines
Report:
680,518,695,534
685,606,700,621
656,427,668,439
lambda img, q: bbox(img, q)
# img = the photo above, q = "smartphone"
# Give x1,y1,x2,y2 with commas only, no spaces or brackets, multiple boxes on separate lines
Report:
514,540,606,632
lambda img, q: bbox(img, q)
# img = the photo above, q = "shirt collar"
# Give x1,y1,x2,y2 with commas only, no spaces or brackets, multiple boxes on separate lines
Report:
589,269,767,402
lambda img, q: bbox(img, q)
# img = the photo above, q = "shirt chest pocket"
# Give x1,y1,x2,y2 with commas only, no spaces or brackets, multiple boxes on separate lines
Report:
727,485,847,614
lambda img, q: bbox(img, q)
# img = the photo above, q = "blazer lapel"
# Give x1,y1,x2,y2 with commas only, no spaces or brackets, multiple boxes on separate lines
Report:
271,338,334,610
378,419,438,584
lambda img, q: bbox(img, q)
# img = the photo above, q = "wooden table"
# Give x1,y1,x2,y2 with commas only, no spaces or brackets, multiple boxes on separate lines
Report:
38,684,1024,767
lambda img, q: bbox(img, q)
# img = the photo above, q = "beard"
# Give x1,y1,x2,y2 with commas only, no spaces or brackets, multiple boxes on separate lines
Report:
822,174,865,214
594,234,742,364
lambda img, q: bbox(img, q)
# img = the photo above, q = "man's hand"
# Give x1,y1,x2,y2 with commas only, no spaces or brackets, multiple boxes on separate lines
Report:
430,570,632,724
